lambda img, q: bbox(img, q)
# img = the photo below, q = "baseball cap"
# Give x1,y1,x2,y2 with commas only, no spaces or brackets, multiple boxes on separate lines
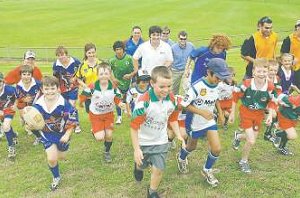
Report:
0,72,4,81
137,70,151,81
24,50,36,59
295,20,300,28
206,58,231,80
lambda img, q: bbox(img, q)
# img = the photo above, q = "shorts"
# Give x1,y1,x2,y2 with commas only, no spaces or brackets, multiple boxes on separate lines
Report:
219,99,232,113
61,89,78,101
239,105,264,131
187,125,218,139
89,111,114,133
277,111,297,130
139,144,169,171
40,132,69,151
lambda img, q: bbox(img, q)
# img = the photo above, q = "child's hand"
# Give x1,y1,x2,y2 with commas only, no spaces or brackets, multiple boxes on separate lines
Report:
118,102,126,110
134,148,144,167
200,110,214,120
60,133,70,143
265,114,273,126
178,137,186,149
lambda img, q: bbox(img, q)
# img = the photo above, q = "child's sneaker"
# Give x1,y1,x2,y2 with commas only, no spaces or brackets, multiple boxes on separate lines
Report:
104,152,112,163
50,177,61,191
133,163,143,182
239,160,251,173
272,137,281,148
201,169,219,187
147,186,160,198
33,137,41,146
116,116,122,125
176,153,188,174
278,147,294,156
8,146,16,160
74,125,81,134
232,130,241,150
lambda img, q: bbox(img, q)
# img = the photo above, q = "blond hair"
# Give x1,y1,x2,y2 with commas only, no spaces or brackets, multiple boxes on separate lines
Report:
151,66,172,83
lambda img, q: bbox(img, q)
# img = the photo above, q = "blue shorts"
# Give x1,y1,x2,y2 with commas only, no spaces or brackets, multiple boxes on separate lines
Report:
40,132,70,151
187,125,218,139
61,89,78,101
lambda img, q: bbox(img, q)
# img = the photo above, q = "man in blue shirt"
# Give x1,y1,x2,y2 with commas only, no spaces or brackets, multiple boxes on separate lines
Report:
184,34,231,84
125,26,144,56
171,31,194,94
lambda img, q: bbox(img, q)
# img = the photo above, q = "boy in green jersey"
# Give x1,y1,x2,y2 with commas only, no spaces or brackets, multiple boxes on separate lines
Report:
109,41,137,124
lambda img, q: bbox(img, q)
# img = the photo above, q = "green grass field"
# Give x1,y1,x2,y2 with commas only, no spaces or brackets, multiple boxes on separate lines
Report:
1,0,300,197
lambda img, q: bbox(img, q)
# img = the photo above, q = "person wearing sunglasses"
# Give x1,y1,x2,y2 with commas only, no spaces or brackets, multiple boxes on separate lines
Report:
171,31,195,95
161,26,175,47
241,16,278,79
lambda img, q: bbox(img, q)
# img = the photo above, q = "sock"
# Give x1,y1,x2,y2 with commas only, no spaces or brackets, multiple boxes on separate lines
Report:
49,164,60,178
32,130,41,138
116,106,122,117
104,141,112,152
277,131,288,148
179,147,190,160
224,116,229,125
5,128,14,146
264,120,275,135
204,151,219,170
148,187,157,195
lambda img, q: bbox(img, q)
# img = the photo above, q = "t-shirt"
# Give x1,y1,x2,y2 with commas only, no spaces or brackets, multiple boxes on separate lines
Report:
109,54,134,91
16,78,41,109
181,78,219,131
4,65,42,85
0,84,16,118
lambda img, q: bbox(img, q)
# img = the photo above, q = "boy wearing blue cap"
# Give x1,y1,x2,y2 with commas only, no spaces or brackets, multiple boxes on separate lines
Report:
176,58,231,187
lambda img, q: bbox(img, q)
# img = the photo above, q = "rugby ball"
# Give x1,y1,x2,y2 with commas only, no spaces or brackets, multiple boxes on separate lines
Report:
23,106,45,131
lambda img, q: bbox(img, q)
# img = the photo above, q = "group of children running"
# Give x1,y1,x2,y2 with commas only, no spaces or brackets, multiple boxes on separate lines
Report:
0,42,299,198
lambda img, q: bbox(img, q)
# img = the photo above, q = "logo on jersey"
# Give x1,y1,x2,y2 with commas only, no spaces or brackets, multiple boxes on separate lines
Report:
200,89,207,96
261,97,267,102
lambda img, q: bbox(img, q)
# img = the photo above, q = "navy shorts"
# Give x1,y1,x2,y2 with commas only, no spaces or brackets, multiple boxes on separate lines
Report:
187,125,218,139
40,132,70,152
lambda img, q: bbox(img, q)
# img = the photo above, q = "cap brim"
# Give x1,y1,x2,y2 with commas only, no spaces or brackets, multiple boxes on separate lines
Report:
215,72,232,80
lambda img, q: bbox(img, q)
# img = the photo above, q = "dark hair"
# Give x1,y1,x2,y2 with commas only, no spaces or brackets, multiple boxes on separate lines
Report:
258,16,272,26
20,64,33,75
84,43,96,60
113,41,125,51
132,26,142,32
178,31,188,38
148,25,162,37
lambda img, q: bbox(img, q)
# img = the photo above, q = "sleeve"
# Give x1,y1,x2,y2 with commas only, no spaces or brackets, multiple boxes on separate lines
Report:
126,89,133,104
288,95,300,108
232,82,246,103
75,63,83,79
280,37,291,53
3,87,16,117
241,36,256,58
4,67,20,85
64,102,77,131
133,45,142,60
113,88,122,105
33,67,43,81
181,85,197,107
165,45,174,62
189,47,203,60
130,100,146,130
168,110,179,122
53,62,59,78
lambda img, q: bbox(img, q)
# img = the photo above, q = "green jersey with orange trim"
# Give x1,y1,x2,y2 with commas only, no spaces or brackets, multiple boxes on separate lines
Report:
278,94,300,120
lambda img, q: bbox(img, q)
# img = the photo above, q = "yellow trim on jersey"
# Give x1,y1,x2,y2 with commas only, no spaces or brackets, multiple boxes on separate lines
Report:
76,59,102,85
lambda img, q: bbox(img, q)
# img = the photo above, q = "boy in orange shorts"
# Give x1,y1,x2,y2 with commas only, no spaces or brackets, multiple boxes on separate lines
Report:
272,93,300,155
88,62,124,162
229,58,276,173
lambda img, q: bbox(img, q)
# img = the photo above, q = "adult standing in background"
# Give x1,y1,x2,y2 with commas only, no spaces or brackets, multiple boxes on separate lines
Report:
5,50,43,85
241,16,278,78
185,34,231,84
171,31,194,95
161,26,175,46
280,20,300,89
125,26,144,57
133,25,173,75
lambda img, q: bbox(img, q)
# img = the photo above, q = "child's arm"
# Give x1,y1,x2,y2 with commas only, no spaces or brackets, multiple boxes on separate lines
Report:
185,104,214,120
169,120,186,148
215,100,225,125
130,127,144,166
60,127,73,143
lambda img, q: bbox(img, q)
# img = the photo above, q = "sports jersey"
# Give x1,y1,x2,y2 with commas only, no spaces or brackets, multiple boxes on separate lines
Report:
233,78,276,110
126,84,150,112
109,53,134,91
217,81,234,101
278,67,295,94
34,95,77,134
16,78,41,109
190,47,226,84
125,37,144,56
181,78,219,131
278,94,300,120
75,59,102,86
89,80,122,115
269,75,282,96
0,84,16,119
53,57,81,93
4,65,43,85
130,88,178,146
241,31,278,77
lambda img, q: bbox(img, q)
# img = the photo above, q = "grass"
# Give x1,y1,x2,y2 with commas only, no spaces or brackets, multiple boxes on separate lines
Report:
1,0,300,197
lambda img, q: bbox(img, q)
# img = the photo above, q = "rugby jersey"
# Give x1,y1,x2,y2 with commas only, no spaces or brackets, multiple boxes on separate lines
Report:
16,78,41,109
0,84,16,118
278,94,300,120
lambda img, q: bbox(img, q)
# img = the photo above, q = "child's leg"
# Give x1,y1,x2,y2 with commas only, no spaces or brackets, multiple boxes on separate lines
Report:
205,130,221,170
149,166,163,194
241,128,258,161
46,144,60,179
3,118,16,146
94,131,105,141
179,137,198,160
276,127,297,155
104,129,113,152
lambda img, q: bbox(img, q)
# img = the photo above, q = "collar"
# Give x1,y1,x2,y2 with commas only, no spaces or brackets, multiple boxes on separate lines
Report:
149,88,170,102
36,94,65,114
251,78,268,91
56,57,75,68
17,78,37,91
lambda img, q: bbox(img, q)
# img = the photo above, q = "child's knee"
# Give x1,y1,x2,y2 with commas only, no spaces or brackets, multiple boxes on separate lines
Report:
246,138,256,145
47,158,58,166
211,146,221,156
287,131,297,140
94,131,105,141
2,123,11,132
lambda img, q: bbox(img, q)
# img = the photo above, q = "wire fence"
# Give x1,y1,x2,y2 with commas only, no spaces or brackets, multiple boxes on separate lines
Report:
0,29,292,66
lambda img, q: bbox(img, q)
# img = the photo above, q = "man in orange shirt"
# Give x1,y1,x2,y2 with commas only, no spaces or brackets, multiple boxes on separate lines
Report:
281,20,300,89
4,50,43,85
241,16,278,78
